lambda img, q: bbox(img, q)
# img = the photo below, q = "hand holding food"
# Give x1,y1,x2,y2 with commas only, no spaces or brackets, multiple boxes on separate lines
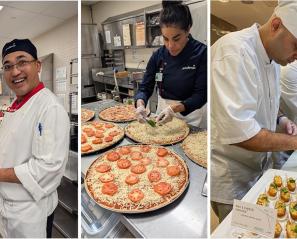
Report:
156,106,175,124
135,105,147,123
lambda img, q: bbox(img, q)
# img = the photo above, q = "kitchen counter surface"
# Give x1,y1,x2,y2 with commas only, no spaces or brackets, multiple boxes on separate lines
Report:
81,100,208,238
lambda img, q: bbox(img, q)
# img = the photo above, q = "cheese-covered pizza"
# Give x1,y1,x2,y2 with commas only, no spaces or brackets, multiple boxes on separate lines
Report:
81,121,124,155
85,144,189,213
182,131,207,168
125,117,189,145
81,108,95,122
98,104,137,122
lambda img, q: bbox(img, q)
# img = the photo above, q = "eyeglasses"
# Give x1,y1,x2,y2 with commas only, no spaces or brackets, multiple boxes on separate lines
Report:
1,60,36,72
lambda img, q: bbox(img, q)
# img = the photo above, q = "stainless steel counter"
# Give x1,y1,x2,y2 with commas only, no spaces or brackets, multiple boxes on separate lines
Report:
81,100,208,238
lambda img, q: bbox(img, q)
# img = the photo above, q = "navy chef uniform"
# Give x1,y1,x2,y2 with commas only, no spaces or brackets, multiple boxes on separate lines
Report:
135,34,207,127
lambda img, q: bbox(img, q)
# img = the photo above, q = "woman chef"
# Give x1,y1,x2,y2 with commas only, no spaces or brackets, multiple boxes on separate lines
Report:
135,0,207,127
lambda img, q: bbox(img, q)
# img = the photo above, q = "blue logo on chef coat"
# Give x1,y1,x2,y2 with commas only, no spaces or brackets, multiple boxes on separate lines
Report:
182,65,196,70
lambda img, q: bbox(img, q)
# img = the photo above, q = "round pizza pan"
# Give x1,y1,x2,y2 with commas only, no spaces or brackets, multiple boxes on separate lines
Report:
81,121,125,156
98,105,138,123
98,104,150,123
84,144,190,213
182,131,207,168
81,108,95,123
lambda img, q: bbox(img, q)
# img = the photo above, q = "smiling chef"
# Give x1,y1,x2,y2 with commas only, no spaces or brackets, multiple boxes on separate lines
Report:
0,39,69,238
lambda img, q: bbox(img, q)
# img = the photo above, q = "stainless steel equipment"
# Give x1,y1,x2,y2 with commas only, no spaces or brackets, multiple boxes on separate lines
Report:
81,24,102,99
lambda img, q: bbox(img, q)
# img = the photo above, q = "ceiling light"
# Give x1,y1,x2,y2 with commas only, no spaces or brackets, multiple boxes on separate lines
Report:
0,6,3,11
218,0,230,2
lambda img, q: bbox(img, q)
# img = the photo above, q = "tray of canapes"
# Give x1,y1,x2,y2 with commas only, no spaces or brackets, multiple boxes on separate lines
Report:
232,169,297,238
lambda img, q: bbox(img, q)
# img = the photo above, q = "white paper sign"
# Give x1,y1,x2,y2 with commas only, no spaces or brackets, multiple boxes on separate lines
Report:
113,35,121,47
123,24,131,46
71,93,78,114
231,199,276,238
56,78,67,92
56,67,67,79
105,30,111,43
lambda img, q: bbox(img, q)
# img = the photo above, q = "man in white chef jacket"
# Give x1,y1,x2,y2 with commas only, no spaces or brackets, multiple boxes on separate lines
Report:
280,61,297,123
211,1,297,222
0,39,69,237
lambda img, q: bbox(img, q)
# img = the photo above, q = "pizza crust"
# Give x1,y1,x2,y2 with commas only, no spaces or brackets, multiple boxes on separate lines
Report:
85,144,189,213
81,121,124,155
182,131,207,168
125,117,190,145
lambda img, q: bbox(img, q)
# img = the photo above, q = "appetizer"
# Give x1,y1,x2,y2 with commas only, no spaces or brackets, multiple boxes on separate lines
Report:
287,177,296,192
274,221,282,238
275,200,286,218
286,220,297,238
256,193,269,207
274,176,283,188
289,201,297,220
268,182,278,198
280,187,291,203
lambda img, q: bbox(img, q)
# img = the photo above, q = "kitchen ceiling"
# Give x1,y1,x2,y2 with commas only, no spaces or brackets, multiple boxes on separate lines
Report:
0,1,77,50
82,1,101,6
211,0,277,30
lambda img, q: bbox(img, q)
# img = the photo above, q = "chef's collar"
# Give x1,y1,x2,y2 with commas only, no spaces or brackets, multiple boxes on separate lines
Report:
254,24,271,65
7,82,44,112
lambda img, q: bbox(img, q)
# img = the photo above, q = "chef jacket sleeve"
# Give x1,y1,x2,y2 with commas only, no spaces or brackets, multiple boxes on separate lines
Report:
135,52,158,106
181,47,207,116
14,104,70,202
211,52,261,145
280,63,297,121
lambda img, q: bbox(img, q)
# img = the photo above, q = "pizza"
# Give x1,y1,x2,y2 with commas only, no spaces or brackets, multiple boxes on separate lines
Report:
182,131,207,168
81,108,95,122
125,117,189,145
98,104,137,122
81,121,124,155
85,144,189,213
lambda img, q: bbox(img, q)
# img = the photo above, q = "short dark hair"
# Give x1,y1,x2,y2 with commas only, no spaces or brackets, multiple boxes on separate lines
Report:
160,0,192,31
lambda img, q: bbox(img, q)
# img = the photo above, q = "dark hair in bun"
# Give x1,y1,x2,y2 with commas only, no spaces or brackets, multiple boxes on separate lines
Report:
160,0,192,31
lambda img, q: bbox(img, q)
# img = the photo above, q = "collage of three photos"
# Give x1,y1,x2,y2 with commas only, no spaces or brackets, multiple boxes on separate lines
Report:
0,0,296,238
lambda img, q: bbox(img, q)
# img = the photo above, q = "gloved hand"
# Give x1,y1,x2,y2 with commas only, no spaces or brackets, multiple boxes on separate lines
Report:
135,105,147,123
156,106,175,124
279,116,297,136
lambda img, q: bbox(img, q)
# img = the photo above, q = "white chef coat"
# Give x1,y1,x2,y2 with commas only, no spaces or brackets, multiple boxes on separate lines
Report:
156,94,207,129
280,61,297,123
211,24,280,204
0,88,70,237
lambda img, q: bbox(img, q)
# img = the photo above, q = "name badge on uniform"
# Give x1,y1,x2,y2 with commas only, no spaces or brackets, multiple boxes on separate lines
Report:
155,72,163,82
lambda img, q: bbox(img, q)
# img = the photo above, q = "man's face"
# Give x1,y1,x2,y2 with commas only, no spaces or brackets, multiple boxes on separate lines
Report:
270,20,297,66
2,51,41,99
161,26,189,56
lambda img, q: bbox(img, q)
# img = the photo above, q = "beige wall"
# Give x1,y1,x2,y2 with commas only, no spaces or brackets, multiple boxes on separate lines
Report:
33,16,78,112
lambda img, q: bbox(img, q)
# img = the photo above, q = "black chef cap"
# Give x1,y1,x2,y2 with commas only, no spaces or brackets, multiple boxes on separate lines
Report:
2,39,37,61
